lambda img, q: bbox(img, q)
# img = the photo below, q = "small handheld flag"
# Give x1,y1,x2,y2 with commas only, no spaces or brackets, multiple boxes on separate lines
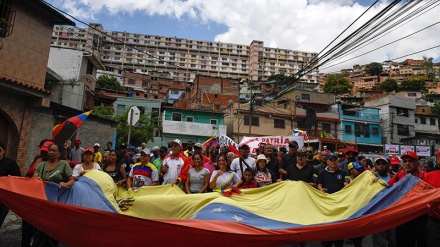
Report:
292,129,309,141
203,135,218,147
52,110,92,139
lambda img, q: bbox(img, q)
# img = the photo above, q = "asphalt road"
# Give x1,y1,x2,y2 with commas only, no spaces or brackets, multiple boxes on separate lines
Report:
1,211,373,247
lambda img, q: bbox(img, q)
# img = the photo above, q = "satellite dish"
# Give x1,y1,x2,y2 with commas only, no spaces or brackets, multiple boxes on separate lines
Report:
228,99,234,106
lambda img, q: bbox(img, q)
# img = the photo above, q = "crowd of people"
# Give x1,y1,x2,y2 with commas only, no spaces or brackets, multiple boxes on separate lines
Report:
1,137,440,247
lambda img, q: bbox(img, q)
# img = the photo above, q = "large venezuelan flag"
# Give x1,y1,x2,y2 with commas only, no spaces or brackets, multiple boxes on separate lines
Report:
52,110,92,139
1,171,440,247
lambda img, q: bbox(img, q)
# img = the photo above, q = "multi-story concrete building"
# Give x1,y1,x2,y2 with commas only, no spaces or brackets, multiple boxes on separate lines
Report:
337,103,383,153
51,24,319,83
364,95,416,144
47,47,104,111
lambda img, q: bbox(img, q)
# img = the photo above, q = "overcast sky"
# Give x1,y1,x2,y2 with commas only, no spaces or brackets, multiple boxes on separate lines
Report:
46,0,440,73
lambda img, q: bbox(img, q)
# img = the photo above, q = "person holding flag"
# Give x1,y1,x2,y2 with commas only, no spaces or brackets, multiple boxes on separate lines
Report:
52,110,92,140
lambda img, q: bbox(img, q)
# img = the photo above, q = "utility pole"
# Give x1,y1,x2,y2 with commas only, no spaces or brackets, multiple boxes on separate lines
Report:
390,112,394,144
248,80,253,134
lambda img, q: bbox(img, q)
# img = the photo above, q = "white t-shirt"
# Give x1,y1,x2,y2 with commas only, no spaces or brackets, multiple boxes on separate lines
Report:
72,163,101,177
209,170,240,192
230,157,256,178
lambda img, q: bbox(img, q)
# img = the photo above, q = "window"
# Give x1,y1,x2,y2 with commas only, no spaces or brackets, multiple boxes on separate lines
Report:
372,127,379,136
301,93,311,101
172,112,182,121
431,118,436,126
420,117,426,124
322,123,331,132
244,116,259,126
116,105,126,116
274,119,285,129
355,123,370,138
128,79,135,84
142,80,148,87
415,119,418,123
407,93,417,97
210,119,218,125
396,108,409,117
186,116,194,122
151,108,159,125
397,124,410,136
86,61,93,75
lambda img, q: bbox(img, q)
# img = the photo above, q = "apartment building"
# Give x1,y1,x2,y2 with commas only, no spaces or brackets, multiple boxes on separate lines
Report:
364,95,416,144
51,24,319,83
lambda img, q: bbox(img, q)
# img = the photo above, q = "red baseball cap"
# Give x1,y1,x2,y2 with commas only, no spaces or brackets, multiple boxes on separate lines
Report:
345,146,358,154
401,151,418,161
84,147,94,154
74,139,81,144
436,149,440,157
389,156,401,165
40,141,54,152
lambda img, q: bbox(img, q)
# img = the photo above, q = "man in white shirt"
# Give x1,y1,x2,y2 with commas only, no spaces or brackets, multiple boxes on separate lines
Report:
230,144,256,178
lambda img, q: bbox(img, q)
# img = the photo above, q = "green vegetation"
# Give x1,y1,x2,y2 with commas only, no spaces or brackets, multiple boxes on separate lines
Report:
96,75,125,91
114,109,161,147
377,78,398,92
323,74,353,94
91,104,115,120
365,62,383,83
399,77,427,93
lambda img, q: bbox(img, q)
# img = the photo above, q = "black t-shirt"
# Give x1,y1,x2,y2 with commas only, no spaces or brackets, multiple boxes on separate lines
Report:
0,157,21,177
286,164,315,183
266,158,279,179
306,159,320,167
318,169,348,194
279,153,297,180
103,163,123,183
119,155,134,174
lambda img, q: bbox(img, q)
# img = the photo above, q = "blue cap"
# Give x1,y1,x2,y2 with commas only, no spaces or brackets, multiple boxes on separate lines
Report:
128,146,136,152
348,162,363,170
327,153,337,159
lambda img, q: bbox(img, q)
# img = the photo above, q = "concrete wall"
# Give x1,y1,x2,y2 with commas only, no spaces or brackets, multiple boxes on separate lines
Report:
24,109,56,170
48,48,83,80
47,48,90,110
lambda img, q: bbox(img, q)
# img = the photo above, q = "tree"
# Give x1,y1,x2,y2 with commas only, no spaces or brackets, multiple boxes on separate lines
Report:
91,104,114,120
365,62,383,84
114,109,160,147
431,102,440,116
399,77,427,93
423,56,434,80
267,74,295,85
96,75,125,91
377,78,398,92
323,74,353,94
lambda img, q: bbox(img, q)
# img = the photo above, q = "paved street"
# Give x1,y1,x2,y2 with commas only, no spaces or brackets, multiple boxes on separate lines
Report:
1,211,372,247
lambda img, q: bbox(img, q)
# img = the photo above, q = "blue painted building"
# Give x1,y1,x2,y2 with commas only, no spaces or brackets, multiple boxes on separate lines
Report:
338,103,383,153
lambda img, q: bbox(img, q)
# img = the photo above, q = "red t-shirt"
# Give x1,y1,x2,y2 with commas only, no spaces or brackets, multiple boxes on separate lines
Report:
387,170,426,187
423,170,440,219
240,180,258,189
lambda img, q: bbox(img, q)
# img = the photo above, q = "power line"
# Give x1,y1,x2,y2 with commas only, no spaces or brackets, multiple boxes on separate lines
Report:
320,20,440,70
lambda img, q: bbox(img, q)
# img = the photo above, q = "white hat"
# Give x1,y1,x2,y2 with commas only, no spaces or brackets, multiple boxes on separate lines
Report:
94,143,100,147
256,154,269,164
169,139,182,148
140,148,151,155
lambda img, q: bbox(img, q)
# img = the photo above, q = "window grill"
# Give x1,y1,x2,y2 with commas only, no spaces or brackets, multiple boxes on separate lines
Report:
0,0,16,38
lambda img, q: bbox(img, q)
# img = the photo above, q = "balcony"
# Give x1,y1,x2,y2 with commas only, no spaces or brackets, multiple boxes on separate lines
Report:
340,109,380,123
162,120,227,137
